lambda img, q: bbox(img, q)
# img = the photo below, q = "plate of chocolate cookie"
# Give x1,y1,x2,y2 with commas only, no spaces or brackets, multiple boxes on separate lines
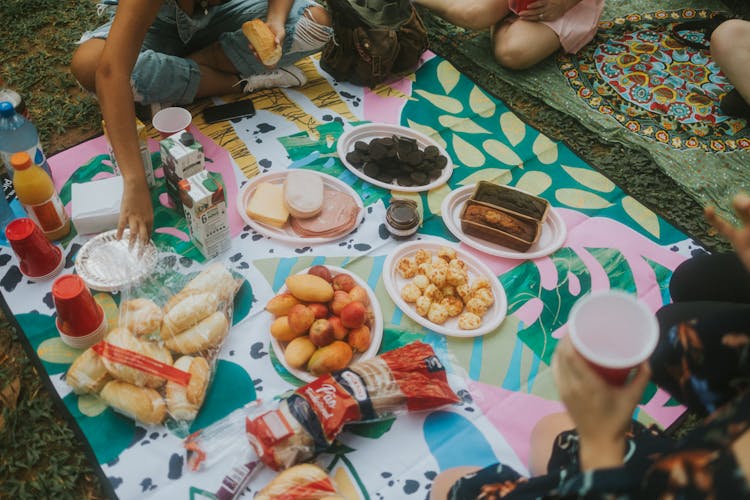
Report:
441,184,567,260
337,123,453,192
382,241,507,337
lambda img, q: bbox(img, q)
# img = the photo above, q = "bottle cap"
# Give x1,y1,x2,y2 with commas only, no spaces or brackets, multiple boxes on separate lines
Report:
180,132,195,146
0,101,14,118
9,152,32,171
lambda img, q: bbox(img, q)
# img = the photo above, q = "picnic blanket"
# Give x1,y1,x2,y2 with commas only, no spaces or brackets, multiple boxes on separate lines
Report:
420,0,750,226
1,53,698,499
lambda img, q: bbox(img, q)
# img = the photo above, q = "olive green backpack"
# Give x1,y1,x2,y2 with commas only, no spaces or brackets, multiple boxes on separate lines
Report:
321,0,429,87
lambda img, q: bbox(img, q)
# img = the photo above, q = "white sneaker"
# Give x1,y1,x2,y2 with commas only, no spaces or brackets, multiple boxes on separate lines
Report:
237,66,307,93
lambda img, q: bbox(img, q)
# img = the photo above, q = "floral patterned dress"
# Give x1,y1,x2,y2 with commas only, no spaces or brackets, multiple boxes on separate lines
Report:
447,253,750,499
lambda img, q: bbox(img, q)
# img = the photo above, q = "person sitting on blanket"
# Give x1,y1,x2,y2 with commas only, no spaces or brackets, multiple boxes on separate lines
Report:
430,194,750,499
711,19,750,120
413,0,604,70
70,0,332,244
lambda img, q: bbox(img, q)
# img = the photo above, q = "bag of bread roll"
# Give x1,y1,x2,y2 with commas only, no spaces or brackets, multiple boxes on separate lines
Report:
185,342,462,477
78,258,241,429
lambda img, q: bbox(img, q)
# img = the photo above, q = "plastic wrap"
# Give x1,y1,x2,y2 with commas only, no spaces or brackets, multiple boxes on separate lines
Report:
65,260,240,431
186,341,461,475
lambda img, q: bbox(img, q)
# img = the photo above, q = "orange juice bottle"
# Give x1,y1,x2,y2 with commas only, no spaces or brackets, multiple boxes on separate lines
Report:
10,151,70,240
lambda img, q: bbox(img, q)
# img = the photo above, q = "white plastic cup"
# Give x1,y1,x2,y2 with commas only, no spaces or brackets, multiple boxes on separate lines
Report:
567,290,659,386
152,107,193,139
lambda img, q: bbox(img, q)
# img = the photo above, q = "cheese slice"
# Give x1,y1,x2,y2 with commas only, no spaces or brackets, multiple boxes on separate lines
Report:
284,170,324,219
246,182,289,227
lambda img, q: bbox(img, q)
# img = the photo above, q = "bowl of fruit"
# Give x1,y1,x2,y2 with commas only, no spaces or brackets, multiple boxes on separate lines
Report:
265,265,382,382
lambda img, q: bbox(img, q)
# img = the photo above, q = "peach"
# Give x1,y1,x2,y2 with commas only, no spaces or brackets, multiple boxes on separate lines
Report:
329,316,349,341
348,285,370,306
332,273,356,293
309,318,335,347
270,316,302,342
308,302,329,319
265,292,300,317
287,304,315,335
340,301,366,329
347,325,371,352
330,290,353,316
308,265,333,283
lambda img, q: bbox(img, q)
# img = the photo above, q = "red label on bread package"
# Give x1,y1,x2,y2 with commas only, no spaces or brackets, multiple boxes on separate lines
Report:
379,342,460,411
92,341,192,386
297,374,361,442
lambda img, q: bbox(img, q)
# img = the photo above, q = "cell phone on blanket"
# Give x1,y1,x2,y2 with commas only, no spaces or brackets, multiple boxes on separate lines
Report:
203,100,256,123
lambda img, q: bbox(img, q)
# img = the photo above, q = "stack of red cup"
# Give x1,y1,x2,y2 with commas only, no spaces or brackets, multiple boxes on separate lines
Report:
5,218,64,281
52,274,108,349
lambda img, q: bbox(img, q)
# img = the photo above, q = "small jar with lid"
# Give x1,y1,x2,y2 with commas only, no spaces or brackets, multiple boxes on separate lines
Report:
385,199,420,239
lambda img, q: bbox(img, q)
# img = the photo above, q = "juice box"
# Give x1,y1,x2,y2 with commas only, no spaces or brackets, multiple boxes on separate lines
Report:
179,171,230,259
160,130,205,213
102,119,155,187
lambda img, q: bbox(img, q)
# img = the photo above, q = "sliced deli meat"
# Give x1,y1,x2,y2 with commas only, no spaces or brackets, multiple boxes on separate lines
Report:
290,190,359,238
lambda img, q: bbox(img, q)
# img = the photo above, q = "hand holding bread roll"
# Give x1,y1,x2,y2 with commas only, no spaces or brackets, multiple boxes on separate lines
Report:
242,19,282,66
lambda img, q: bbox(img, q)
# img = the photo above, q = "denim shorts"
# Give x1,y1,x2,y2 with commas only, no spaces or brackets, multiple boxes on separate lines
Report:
79,0,330,104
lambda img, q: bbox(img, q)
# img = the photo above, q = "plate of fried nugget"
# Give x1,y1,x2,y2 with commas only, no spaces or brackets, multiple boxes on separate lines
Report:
382,241,508,337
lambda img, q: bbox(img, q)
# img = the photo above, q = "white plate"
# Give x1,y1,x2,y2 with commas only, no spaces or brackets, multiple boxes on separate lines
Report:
337,123,453,192
441,185,567,260
269,266,383,383
383,241,508,338
75,229,158,292
237,171,364,245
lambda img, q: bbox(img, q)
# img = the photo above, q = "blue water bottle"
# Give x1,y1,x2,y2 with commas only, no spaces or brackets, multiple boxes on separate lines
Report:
0,101,53,179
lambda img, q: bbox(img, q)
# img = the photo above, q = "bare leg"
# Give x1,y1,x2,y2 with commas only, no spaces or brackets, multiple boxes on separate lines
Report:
711,19,750,105
414,0,510,31
529,412,574,476
71,38,106,92
492,18,561,69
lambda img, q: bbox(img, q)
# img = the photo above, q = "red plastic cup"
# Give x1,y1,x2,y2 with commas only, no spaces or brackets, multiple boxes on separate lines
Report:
52,274,104,337
567,290,659,386
509,0,532,14
5,218,63,279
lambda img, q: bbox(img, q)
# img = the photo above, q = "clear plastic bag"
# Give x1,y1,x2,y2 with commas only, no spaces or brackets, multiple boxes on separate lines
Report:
65,258,240,432
186,341,462,473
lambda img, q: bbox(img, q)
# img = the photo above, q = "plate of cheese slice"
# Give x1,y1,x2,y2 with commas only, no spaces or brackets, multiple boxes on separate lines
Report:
237,170,364,245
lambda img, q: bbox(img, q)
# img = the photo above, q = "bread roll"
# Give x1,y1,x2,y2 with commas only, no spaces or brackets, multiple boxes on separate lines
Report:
102,328,173,388
255,463,337,500
100,380,167,425
66,347,112,394
120,298,163,336
184,263,240,304
242,19,282,66
164,311,229,354
162,291,219,335
166,356,210,421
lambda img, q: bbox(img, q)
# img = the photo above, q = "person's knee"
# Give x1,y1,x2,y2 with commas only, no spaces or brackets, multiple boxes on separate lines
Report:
493,40,536,70
70,39,105,91
711,19,750,65
305,5,331,27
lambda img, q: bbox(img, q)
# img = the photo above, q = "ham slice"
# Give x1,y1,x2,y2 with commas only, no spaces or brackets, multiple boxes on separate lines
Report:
290,190,359,238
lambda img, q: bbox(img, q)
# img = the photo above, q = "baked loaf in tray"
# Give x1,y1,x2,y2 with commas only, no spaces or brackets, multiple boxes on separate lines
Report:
460,182,550,252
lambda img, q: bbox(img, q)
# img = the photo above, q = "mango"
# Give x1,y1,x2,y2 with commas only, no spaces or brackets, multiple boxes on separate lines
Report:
307,341,353,376
284,337,317,369
285,274,335,303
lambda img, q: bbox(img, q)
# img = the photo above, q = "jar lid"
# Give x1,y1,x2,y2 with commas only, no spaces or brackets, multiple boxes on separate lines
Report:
386,199,420,230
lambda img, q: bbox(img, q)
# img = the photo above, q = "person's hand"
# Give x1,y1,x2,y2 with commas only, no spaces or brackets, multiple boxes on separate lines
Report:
248,21,285,69
117,179,153,247
552,337,651,471
705,193,750,271
518,0,572,22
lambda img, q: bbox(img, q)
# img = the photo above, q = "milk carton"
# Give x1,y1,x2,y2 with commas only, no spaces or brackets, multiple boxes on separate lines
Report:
179,171,230,259
160,131,205,213
102,119,155,187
